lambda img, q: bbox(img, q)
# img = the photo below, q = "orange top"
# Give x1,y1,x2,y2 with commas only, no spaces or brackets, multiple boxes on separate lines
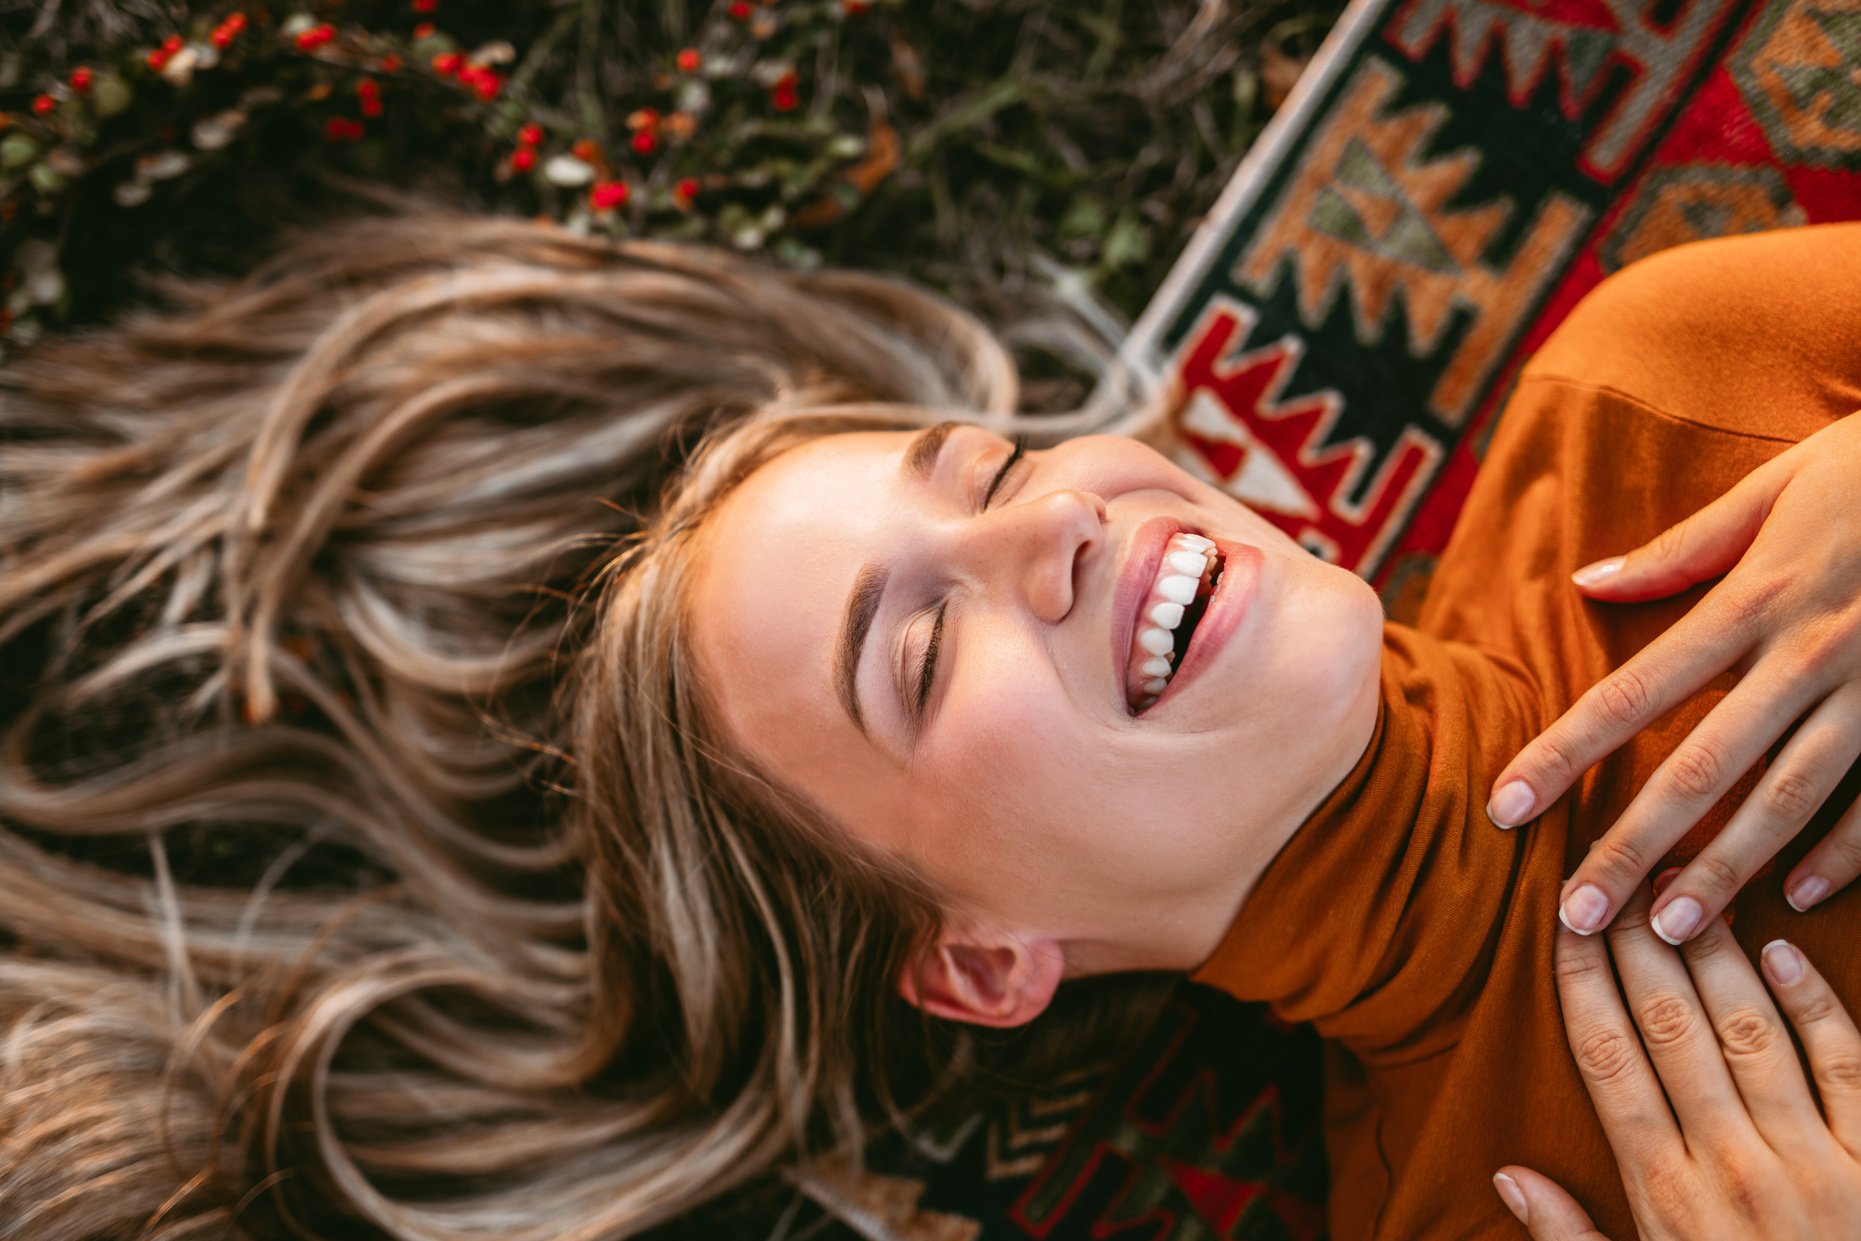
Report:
1189,222,1861,1240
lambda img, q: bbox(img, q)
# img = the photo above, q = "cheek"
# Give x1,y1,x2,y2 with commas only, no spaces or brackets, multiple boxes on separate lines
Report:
918,675,1099,875
928,678,1160,892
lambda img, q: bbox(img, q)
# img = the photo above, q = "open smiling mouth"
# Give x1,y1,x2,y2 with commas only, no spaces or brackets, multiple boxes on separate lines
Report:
1127,531,1224,714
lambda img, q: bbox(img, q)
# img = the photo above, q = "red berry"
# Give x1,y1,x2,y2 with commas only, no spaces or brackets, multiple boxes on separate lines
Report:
358,78,381,99
412,0,439,10
511,147,536,172
517,123,544,147
381,54,404,72
675,176,700,200
589,181,630,210
630,130,658,155
675,48,701,72
69,67,94,93
843,0,870,11
360,97,383,117
462,67,502,100
431,51,463,75
295,24,335,50
413,21,436,38
31,94,55,116
571,138,602,163
147,35,185,69
324,116,364,142
211,13,246,47
729,1,752,17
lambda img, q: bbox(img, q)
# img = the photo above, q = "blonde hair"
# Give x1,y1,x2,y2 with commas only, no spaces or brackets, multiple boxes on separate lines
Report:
0,186,1175,1239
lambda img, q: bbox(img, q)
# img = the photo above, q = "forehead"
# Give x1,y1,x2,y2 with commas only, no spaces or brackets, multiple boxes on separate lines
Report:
689,430,912,759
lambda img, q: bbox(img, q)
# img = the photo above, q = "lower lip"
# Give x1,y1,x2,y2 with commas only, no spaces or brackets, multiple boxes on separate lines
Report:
1149,540,1262,711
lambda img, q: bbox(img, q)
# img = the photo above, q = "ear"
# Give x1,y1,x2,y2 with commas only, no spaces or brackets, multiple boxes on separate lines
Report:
895,927,1065,1028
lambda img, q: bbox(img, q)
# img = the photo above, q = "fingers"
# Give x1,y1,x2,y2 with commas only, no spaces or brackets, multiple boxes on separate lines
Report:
1486,591,1764,835
1670,876,1824,1150
1760,938,1861,1157
1567,452,1786,603
1551,664,1829,936
1495,1167,1613,1240
1603,881,1752,1142
1553,912,1680,1159
1784,756,1861,912
1648,680,1861,939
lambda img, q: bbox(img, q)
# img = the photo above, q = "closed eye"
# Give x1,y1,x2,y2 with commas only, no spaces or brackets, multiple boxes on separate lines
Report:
910,432,1029,723
980,433,1028,510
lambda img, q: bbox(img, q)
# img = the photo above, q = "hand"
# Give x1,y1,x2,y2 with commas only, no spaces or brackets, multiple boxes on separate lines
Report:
1492,873,1861,1239
1484,410,1861,942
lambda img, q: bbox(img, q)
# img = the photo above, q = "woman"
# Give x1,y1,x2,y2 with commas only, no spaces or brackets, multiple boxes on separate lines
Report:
677,220,1861,1237
0,185,1852,1237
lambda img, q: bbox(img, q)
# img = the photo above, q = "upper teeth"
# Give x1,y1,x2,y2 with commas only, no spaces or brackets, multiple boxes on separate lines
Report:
1130,531,1215,711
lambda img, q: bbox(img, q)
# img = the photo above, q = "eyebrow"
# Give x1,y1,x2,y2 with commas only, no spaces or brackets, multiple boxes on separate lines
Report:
833,419,960,739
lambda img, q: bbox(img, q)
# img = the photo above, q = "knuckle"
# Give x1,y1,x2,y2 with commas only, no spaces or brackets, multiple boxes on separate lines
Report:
1718,585,1777,631
1683,926,1733,962
1555,943,1611,986
1790,635,1837,680
1649,523,1693,567
1816,1055,1861,1094
1688,850,1746,896
1598,667,1656,727
1716,1007,1780,1059
1825,833,1861,877
1634,1158,1694,1225
1794,990,1843,1028
1667,743,1725,800
1576,1027,1641,1083
1717,1157,1770,1224
1533,735,1581,789
1764,768,1824,822
1609,895,1657,935
1592,833,1653,888
1638,993,1699,1048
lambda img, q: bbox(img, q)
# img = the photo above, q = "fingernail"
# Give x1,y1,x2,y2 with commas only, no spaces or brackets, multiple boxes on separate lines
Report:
1653,867,1682,896
1762,939,1804,985
1559,884,1609,935
1493,1172,1529,1224
1488,780,1535,828
1787,875,1831,913
1651,897,1702,944
1571,556,1624,588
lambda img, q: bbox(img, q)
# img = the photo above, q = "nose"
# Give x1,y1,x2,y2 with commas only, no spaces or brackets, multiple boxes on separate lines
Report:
958,488,1108,623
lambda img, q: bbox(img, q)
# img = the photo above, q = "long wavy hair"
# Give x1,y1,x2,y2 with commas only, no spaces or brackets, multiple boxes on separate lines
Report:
0,187,1179,1239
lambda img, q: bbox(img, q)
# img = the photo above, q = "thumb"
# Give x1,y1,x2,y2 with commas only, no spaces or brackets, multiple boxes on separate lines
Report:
1494,1166,1612,1240
1570,453,1786,601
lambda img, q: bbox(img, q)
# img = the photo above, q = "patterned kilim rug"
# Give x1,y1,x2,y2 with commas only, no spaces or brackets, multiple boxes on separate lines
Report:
735,0,1861,1235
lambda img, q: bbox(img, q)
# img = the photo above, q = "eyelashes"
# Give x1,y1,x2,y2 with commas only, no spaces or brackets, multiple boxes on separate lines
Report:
911,433,1029,722
914,602,946,717
982,433,1028,510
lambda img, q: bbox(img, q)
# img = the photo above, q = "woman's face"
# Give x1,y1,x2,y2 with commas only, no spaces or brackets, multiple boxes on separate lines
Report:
690,420,1384,989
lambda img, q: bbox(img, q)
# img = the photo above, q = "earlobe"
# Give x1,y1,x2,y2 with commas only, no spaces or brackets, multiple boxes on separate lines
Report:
895,932,1065,1028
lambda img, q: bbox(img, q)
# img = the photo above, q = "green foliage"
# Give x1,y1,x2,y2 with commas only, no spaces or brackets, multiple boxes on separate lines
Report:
1,0,1345,380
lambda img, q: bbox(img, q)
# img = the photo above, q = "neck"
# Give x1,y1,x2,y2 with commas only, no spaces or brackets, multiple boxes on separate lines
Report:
1187,622,1543,1051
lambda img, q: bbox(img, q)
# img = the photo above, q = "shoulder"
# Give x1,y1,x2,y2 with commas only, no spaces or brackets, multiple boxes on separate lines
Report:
1520,224,1861,443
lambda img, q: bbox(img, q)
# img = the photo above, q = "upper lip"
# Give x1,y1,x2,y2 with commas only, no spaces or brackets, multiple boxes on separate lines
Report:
1109,515,1194,713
